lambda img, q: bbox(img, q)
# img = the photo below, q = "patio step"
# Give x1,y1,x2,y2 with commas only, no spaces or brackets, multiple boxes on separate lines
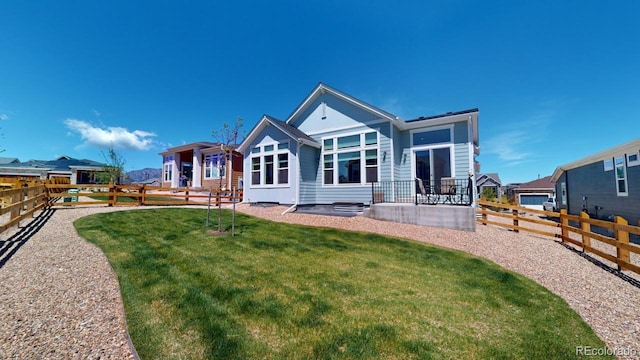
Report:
333,202,364,214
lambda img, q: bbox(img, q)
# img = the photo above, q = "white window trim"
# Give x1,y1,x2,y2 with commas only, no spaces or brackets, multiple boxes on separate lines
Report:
626,151,640,167
410,144,456,187
321,130,380,187
410,124,454,147
249,140,291,188
615,156,628,196
603,158,614,171
163,155,174,182
204,153,226,180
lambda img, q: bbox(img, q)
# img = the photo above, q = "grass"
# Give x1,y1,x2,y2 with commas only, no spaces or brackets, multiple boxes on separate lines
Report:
74,208,612,360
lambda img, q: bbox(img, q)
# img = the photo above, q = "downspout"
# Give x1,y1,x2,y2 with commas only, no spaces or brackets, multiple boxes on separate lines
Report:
281,140,301,215
467,114,477,206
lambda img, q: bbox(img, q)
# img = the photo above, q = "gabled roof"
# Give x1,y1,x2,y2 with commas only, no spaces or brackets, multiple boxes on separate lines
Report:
476,173,502,186
159,141,219,156
516,176,554,190
0,157,20,164
551,138,640,182
238,115,320,152
286,82,399,125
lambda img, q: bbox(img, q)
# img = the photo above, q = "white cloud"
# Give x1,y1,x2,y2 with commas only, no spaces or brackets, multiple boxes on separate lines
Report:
64,118,156,151
483,130,536,167
482,105,557,168
0,114,8,121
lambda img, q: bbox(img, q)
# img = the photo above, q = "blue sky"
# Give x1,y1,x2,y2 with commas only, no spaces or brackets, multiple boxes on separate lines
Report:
1,1,638,184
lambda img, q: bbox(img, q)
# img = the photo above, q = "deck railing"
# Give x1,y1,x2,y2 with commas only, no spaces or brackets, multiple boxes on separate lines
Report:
371,177,473,206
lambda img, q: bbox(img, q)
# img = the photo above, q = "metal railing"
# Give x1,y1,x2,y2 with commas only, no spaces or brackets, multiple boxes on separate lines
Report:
371,177,473,206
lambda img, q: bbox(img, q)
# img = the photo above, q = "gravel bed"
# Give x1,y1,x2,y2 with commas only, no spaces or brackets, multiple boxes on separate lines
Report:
0,206,138,359
1,204,639,359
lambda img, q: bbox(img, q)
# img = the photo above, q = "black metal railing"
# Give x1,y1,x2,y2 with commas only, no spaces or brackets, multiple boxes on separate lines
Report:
371,177,473,206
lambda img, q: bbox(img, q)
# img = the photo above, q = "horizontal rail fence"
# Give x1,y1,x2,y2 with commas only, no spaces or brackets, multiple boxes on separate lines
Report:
371,177,473,206
0,180,48,233
44,182,243,208
477,199,640,276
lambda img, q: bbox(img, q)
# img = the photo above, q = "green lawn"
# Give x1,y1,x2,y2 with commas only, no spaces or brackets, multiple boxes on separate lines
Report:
75,208,611,360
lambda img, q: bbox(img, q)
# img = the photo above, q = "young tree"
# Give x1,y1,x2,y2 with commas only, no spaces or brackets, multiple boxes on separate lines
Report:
210,117,245,232
97,145,126,185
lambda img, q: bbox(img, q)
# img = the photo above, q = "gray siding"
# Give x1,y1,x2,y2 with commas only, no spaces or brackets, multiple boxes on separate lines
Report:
298,145,319,204
396,130,412,181
291,93,384,135
561,161,640,222
379,124,392,182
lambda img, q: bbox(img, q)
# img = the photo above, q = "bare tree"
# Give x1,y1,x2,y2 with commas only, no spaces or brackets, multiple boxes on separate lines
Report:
210,117,245,232
97,145,126,185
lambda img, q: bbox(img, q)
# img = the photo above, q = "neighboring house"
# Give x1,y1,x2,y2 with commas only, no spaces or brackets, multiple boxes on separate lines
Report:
476,173,502,201
238,82,479,207
159,142,243,190
0,157,20,165
512,176,554,210
551,138,640,222
0,156,106,184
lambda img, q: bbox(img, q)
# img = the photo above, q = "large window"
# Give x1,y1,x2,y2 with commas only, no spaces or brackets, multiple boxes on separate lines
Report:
323,131,378,185
163,155,173,182
251,157,260,185
412,128,451,146
204,154,225,179
250,142,290,187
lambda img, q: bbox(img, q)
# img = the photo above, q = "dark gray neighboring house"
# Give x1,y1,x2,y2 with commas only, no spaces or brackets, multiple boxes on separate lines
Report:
551,138,640,223
0,155,106,184
476,173,502,201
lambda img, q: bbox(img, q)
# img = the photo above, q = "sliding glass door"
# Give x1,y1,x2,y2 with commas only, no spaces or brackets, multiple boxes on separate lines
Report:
414,147,452,190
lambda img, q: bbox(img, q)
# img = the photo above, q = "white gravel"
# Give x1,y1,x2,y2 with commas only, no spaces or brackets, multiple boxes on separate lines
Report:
0,203,639,359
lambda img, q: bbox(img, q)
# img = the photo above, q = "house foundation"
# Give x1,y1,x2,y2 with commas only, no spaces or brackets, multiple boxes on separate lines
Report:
364,203,476,232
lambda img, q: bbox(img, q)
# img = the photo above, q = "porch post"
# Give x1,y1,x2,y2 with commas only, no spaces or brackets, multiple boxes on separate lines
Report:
192,148,202,188
172,153,180,188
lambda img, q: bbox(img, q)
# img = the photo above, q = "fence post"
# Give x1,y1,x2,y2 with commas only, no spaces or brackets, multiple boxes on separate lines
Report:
481,201,488,225
512,208,519,233
108,182,115,206
560,209,568,243
10,189,21,222
580,211,591,252
615,216,630,271
185,186,189,203
140,184,146,206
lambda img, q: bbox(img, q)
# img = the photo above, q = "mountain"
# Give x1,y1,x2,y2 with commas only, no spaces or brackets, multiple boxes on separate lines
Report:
126,168,162,183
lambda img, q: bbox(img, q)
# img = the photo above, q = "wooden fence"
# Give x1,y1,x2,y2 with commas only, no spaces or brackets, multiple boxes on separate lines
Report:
44,182,243,207
0,179,243,234
0,179,48,233
477,199,640,275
